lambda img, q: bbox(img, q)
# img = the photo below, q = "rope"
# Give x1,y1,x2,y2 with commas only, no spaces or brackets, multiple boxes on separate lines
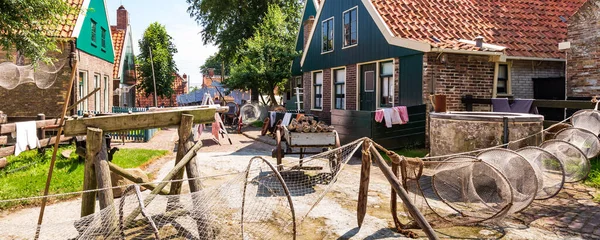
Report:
119,185,161,240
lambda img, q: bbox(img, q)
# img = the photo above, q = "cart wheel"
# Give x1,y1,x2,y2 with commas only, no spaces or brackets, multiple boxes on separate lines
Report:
261,117,270,136
276,128,283,171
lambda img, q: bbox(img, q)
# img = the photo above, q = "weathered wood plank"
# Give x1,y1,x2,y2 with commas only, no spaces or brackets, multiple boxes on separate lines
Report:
0,119,59,135
0,136,73,158
357,140,371,227
169,114,194,195
64,107,221,136
81,129,100,217
289,132,337,147
107,162,170,195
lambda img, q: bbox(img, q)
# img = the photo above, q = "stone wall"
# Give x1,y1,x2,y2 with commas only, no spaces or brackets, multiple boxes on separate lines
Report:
0,42,72,117
511,60,565,99
423,53,495,111
567,0,600,98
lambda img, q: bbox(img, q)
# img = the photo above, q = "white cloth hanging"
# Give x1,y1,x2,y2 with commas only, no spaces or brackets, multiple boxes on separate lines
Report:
13,121,39,156
383,108,393,128
281,113,292,126
270,111,277,127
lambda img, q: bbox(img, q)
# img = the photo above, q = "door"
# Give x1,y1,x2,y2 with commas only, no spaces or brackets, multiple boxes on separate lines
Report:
360,63,377,111
533,77,565,121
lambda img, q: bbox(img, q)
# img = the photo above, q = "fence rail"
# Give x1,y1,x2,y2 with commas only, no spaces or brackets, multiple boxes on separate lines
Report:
78,107,158,142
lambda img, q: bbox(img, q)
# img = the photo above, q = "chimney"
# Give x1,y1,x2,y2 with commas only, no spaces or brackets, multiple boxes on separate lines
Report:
303,16,315,48
117,5,128,30
474,36,484,48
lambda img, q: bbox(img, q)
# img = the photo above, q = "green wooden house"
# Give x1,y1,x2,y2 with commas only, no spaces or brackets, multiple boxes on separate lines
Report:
295,0,582,148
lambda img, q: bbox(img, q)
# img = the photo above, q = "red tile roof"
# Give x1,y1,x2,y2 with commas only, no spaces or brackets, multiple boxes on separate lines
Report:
48,0,85,38
370,0,586,59
111,26,126,78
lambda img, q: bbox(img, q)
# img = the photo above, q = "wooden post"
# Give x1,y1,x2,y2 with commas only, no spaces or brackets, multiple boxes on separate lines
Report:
37,114,45,140
369,145,439,240
89,128,114,209
107,162,170,195
81,129,99,217
390,158,402,230
357,139,371,227
181,115,202,193
170,114,195,195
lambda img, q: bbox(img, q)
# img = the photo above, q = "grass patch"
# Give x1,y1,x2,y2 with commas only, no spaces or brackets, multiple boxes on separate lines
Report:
585,157,600,202
0,145,168,210
379,148,429,162
251,120,264,128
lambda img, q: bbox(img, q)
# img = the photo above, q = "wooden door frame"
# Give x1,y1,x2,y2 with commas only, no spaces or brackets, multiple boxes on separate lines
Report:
355,58,395,111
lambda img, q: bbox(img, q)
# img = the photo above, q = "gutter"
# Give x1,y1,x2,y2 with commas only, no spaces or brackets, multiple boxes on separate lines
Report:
430,47,505,57
506,56,565,62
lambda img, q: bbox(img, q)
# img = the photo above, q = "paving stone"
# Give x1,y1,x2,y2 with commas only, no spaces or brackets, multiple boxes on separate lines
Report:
568,218,586,231
594,227,600,236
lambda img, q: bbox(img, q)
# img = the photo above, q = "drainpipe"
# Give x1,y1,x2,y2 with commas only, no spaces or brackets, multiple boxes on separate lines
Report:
503,116,509,148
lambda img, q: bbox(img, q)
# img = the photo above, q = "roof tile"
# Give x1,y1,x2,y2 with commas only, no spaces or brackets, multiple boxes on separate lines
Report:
111,26,126,79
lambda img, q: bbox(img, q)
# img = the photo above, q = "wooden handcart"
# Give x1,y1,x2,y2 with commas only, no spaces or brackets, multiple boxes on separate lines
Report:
273,125,341,172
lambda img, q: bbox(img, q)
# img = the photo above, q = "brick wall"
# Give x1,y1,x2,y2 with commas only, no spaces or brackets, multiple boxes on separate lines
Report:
567,0,600,97
0,43,72,117
422,53,494,111
303,69,332,124
346,64,357,110
77,51,114,113
511,60,565,99
136,73,187,108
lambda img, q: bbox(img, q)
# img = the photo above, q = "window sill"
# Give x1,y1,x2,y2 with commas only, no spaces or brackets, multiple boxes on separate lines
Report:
101,48,106,53
496,93,513,98
91,42,97,48
321,50,334,55
311,108,323,112
342,44,358,49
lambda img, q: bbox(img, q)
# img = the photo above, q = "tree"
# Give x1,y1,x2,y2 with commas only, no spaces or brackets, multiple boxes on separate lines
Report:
137,22,178,104
186,0,301,65
0,0,77,63
199,54,227,76
223,4,299,106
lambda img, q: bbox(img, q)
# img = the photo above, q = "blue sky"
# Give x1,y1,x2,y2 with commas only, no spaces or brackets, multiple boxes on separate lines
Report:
106,0,217,88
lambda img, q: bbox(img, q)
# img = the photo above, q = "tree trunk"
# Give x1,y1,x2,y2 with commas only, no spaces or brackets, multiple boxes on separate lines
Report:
269,91,278,106
251,87,259,103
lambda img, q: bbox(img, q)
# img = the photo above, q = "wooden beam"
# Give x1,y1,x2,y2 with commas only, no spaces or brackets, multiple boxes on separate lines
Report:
0,119,59,135
169,114,195,195
107,161,170,195
0,136,73,158
81,129,100,217
90,128,114,210
66,88,100,113
357,140,371,227
63,107,222,136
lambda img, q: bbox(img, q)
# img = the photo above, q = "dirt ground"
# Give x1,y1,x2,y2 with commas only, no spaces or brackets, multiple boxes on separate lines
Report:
1,127,599,239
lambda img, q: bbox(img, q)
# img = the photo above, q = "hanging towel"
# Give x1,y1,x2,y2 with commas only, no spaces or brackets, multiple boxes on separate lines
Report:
375,109,384,123
14,121,39,156
396,106,409,123
511,99,538,114
383,108,393,128
270,111,277,127
212,122,220,140
491,98,511,112
391,108,403,124
281,113,293,126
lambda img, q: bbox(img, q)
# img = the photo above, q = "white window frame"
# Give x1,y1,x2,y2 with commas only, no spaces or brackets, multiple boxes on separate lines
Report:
94,74,101,111
332,67,346,110
104,75,110,112
380,61,394,108
342,6,358,49
493,61,512,97
321,17,334,54
363,71,375,93
355,58,396,110
78,71,88,112
312,71,324,111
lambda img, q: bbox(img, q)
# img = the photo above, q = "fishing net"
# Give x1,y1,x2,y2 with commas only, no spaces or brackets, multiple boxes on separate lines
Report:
543,122,572,141
420,156,513,224
554,127,600,158
540,140,590,183
515,147,565,200
476,149,538,213
0,139,364,240
0,59,68,90
571,109,600,136
240,103,262,124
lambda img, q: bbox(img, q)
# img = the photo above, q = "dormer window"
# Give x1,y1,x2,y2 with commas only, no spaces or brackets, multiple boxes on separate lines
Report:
343,6,358,48
322,17,334,53
91,20,97,43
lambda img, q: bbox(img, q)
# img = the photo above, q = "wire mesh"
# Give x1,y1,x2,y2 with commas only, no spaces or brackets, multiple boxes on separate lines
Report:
571,109,600,136
476,149,538,214
516,147,565,200
554,127,600,158
540,140,590,183
0,59,68,90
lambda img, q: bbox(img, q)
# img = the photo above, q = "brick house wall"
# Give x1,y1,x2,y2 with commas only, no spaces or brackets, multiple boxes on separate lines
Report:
136,74,187,108
422,53,495,111
511,60,565,99
77,50,113,113
0,43,72,117
567,0,600,98
346,64,357,111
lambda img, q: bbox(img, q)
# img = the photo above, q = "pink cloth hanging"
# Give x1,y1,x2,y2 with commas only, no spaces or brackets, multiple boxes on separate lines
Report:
395,106,409,123
212,122,220,140
375,109,384,123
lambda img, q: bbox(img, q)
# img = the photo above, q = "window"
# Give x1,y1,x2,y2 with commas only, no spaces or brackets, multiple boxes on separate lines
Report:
334,69,346,109
91,20,97,43
380,61,394,107
101,27,106,49
104,76,110,112
78,72,88,112
497,64,509,95
94,74,101,111
364,71,375,92
313,72,323,109
321,18,334,53
343,7,358,48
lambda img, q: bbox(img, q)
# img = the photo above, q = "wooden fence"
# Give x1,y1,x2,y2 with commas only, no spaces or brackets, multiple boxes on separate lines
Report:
77,107,158,142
